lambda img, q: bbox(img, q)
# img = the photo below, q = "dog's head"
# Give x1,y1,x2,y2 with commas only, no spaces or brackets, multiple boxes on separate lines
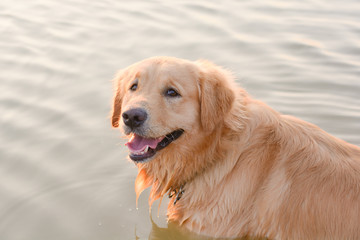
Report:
111,57,235,164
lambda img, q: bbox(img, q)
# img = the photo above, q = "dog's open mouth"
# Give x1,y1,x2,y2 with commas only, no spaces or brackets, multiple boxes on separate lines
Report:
125,129,184,162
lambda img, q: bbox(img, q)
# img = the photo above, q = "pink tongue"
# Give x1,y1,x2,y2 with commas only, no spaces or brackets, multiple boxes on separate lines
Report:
125,134,163,152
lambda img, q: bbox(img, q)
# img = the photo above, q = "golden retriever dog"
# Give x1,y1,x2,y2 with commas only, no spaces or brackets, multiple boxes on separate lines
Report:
111,56,360,239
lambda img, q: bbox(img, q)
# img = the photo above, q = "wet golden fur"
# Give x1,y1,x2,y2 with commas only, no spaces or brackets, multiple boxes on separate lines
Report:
111,56,360,239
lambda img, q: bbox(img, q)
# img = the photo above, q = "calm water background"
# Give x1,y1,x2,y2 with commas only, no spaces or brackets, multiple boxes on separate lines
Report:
1,0,360,239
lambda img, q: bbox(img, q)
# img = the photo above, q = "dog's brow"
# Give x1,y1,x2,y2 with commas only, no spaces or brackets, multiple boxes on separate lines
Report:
164,78,186,94
129,77,139,86
135,71,142,78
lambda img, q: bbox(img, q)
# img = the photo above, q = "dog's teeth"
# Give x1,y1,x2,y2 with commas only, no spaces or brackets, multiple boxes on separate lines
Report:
130,146,150,156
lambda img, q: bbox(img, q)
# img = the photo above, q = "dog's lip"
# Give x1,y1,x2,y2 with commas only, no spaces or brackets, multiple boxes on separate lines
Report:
125,129,184,163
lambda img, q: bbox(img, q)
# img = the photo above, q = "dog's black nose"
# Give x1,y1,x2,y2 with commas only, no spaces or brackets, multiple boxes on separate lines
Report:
122,108,147,129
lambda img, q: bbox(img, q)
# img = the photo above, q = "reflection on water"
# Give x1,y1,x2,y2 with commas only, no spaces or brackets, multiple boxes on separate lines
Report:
1,0,360,239
148,221,216,240
148,218,194,240
148,219,267,240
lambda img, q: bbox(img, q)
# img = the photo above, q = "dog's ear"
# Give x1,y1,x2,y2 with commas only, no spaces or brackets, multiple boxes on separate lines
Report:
197,61,235,132
111,70,125,128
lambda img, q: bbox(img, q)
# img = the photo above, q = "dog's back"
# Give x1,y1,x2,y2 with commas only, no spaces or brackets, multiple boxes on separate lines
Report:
251,113,360,239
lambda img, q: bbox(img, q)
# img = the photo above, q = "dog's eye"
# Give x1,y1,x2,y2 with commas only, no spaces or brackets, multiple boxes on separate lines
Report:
165,88,180,97
130,83,138,91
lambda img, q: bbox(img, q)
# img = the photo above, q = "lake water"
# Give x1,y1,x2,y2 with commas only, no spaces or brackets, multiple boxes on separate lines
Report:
1,0,360,239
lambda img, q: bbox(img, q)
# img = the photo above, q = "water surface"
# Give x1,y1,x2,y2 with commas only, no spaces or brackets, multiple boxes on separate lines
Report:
1,0,360,239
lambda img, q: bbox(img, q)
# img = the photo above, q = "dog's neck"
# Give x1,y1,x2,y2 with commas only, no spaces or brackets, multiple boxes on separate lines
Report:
135,105,247,210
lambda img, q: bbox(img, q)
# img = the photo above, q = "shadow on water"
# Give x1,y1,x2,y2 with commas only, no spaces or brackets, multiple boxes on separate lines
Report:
141,216,267,240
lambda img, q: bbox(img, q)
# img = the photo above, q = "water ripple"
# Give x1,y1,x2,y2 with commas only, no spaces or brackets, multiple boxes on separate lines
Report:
1,0,360,239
